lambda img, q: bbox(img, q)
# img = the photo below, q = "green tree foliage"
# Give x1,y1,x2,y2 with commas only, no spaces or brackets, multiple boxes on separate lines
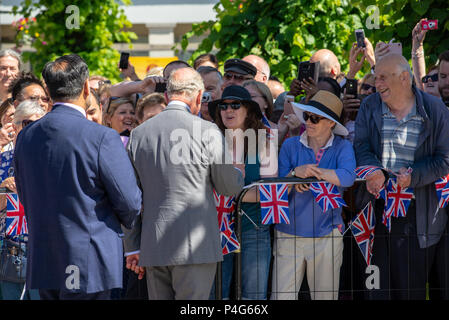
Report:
12,0,137,82
181,0,448,84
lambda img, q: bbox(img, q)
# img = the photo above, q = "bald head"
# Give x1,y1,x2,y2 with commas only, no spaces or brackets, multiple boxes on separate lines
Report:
242,55,270,84
377,53,412,82
310,49,341,79
267,79,285,99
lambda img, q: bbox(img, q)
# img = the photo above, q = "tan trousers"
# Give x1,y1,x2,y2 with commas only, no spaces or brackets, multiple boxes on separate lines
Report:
271,229,343,300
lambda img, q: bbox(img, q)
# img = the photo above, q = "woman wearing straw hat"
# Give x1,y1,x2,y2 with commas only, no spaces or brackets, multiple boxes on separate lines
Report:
208,85,278,300
271,90,356,300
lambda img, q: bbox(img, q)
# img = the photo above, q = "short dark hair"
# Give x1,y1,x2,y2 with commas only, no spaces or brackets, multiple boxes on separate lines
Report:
194,53,219,69
197,66,222,79
163,60,190,78
318,77,341,97
9,71,47,102
438,50,449,67
42,54,89,101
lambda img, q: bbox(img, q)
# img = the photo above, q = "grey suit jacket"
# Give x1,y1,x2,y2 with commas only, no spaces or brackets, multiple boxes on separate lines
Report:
124,101,244,266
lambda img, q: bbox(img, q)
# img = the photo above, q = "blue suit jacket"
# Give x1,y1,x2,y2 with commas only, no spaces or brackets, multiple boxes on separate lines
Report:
14,104,142,293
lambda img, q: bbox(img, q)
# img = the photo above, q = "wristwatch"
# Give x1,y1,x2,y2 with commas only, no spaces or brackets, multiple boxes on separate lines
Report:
291,169,296,177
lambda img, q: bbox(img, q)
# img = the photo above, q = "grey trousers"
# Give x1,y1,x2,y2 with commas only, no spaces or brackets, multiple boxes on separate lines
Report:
145,262,217,300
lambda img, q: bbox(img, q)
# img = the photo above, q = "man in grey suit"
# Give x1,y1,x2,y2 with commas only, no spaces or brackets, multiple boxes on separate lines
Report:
124,67,244,300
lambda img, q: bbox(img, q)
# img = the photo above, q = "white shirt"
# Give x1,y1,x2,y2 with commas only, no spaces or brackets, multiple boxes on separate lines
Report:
53,102,86,117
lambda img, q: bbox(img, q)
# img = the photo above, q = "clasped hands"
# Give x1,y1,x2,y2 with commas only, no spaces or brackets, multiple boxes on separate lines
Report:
292,164,331,193
365,167,412,197
126,254,145,280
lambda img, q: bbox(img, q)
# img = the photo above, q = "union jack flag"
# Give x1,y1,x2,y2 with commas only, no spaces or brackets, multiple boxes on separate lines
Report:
376,185,387,201
213,190,239,255
213,189,235,230
355,165,382,179
221,216,240,255
309,182,346,212
435,174,449,208
350,202,375,265
259,184,290,224
5,193,27,238
382,178,414,231
0,150,14,183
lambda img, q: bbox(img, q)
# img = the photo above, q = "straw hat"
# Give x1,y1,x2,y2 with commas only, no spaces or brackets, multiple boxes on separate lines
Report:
291,90,348,136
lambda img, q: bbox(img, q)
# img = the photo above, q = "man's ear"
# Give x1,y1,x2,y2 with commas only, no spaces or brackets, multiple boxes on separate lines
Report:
164,91,169,104
83,80,90,100
196,90,203,106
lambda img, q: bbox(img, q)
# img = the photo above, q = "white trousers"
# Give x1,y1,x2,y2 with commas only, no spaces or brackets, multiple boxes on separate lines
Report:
271,229,343,300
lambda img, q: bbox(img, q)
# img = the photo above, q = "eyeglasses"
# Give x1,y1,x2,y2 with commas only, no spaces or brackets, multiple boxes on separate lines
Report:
422,74,438,83
224,72,253,82
360,83,376,92
19,95,50,103
105,96,120,114
22,119,34,127
303,112,325,124
217,102,242,111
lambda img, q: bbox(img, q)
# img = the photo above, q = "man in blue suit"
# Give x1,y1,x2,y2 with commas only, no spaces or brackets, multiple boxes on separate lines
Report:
13,54,142,300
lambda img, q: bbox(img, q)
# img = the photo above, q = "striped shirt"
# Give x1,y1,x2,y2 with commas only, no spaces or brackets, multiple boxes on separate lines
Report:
381,101,423,172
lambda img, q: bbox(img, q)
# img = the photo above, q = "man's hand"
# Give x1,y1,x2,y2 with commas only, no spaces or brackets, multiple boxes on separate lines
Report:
374,41,390,62
300,77,318,103
294,183,310,193
365,169,386,196
397,167,412,189
363,38,376,68
119,61,139,81
126,253,145,280
289,79,302,97
347,43,365,79
140,76,165,94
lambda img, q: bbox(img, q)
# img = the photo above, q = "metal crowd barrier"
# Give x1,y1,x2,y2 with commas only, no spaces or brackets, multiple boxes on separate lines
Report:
215,177,364,300
0,187,14,194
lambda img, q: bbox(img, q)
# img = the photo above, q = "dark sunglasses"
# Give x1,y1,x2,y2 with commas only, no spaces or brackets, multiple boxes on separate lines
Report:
105,96,120,113
22,119,34,127
217,102,242,111
361,83,376,92
303,112,325,124
223,72,253,82
422,73,438,83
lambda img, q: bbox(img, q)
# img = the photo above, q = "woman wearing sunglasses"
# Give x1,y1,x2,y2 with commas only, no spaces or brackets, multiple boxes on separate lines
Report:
421,66,440,98
271,90,356,300
208,85,278,300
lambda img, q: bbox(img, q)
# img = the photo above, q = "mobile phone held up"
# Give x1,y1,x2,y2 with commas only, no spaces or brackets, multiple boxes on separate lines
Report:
421,19,438,31
297,61,320,83
345,79,358,98
355,29,365,48
119,52,130,69
155,82,167,93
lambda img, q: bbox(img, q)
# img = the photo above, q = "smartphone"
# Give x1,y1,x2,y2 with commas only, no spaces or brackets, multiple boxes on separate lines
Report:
155,82,167,93
284,94,295,115
119,52,130,69
387,42,402,56
345,79,358,97
355,29,365,48
297,61,320,83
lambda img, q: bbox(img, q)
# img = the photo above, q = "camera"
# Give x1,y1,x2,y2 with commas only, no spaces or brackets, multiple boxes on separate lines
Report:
155,82,167,93
119,52,130,69
297,61,320,83
201,92,212,103
421,19,438,31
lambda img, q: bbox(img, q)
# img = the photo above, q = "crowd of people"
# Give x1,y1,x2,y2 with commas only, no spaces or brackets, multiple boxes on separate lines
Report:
0,18,449,300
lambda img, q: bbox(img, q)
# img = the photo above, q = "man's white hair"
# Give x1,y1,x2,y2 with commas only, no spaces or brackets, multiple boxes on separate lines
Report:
14,100,45,125
167,67,204,100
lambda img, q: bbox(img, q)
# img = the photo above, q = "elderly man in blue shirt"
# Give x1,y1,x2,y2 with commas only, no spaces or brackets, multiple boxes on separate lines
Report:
271,90,356,300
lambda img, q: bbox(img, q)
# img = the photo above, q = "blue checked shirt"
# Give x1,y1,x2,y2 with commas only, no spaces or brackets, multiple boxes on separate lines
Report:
381,101,423,172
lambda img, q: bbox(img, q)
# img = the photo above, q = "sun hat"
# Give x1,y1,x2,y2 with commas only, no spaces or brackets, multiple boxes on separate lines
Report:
208,85,263,122
291,90,348,136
